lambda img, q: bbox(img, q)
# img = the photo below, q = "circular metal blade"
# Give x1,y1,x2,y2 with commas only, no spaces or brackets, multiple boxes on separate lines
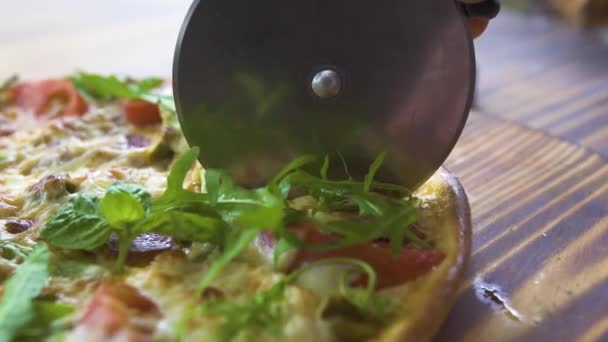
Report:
173,0,475,189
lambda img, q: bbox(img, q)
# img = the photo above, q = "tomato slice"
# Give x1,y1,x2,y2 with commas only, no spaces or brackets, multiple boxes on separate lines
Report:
10,79,88,116
286,221,445,289
79,282,160,339
121,99,161,127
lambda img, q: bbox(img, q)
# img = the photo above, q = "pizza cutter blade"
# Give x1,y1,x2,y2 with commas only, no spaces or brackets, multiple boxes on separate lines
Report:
173,0,496,189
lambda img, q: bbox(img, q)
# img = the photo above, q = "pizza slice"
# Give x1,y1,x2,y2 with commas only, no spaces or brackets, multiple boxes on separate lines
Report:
0,74,470,342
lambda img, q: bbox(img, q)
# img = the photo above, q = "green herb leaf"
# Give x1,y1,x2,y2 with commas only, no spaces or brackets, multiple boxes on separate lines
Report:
320,155,330,180
363,152,386,193
196,229,258,294
204,169,223,206
136,77,164,92
106,183,152,213
70,72,164,101
272,235,301,266
70,73,136,100
0,244,50,342
202,280,286,342
337,262,396,321
16,301,75,340
0,240,32,261
0,75,18,93
268,154,318,193
41,195,112,250
0,75,18,108
136,210,227,244
99,191,145,228
177,229,259,340
158,147,201,202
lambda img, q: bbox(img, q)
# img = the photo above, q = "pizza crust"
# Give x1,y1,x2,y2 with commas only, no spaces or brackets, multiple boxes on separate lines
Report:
379,168,472,342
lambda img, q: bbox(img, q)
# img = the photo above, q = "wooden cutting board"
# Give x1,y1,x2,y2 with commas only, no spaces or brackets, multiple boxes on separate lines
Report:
440,111,608,341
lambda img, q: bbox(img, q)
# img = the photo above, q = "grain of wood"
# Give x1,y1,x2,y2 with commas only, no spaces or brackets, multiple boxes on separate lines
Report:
439,111,608,341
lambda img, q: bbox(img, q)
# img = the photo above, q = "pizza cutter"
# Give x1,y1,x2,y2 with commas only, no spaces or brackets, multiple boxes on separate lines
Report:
173,0,500,189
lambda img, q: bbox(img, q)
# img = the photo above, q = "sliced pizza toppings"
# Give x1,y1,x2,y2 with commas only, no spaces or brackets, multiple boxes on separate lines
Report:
0,73,455,341
287,221,444,289
9,79,88,117
73,281,161,340
121,99,161,127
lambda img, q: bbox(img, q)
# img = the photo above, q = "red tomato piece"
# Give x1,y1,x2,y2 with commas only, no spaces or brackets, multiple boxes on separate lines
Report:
286,221,445,289
121,99,161,127
79,282,160,340
10,79,88,116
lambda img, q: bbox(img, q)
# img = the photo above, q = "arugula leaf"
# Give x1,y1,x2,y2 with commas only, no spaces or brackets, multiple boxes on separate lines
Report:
136,77,164,92
177,229,259,340
363,152,386,193
70,73,136,100
267,154,318,195
155,147,206,208
41,195,112,250
320,155,330,180
277,155,421,254
0,244,50,342
70,72,163,101
70,73,177,124
203,257,395,341
289,257,396,322
204,169,223,205
202,280,286,342
196,229,258,295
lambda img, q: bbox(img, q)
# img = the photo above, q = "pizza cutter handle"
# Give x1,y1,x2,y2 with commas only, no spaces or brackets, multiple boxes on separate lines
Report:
462,0,501,19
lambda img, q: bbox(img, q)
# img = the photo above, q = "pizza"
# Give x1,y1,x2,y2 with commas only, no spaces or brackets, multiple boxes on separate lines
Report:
0,73,471,342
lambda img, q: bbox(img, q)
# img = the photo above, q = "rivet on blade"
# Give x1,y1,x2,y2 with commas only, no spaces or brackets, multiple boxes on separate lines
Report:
311,69,341,99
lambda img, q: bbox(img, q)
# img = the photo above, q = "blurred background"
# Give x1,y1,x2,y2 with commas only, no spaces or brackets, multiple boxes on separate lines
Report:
474,0,608,157
1,0,607,155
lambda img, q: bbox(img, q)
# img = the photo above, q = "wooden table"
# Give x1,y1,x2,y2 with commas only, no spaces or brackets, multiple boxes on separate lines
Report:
2,3,607,341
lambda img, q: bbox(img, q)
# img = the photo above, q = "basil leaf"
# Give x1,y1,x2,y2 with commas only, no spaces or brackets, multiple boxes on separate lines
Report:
99,191,145,228
106,183,152,213
41,195,112,250
0,244,50,342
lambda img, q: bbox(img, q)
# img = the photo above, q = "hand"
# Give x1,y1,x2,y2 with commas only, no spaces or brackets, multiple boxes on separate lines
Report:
461,0,492,38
